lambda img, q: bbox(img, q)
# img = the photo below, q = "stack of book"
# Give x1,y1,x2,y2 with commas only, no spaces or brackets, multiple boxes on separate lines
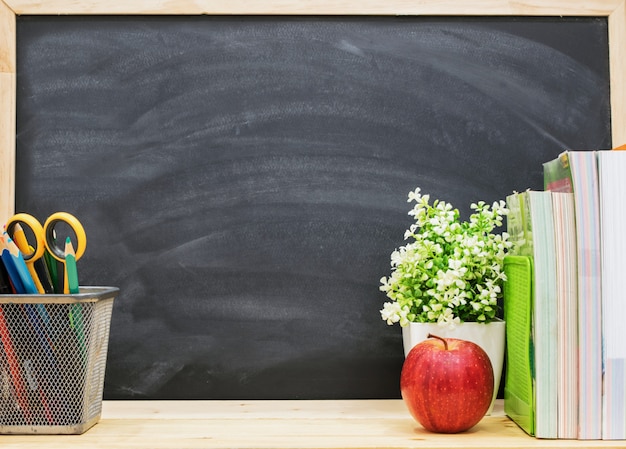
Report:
503,149,626,440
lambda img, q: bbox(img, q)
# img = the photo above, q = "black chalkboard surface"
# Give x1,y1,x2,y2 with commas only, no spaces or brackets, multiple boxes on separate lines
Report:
15,16,610,399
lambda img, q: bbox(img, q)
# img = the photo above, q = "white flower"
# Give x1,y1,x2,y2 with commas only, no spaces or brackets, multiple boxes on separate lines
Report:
380,187,512,326
407,187,421,202
380,302,402,325
389,250,402,267
379,276,391,293
379,302,411,327
437,308,461,327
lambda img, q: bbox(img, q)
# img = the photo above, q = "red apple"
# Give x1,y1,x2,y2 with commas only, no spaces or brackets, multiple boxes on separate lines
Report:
400,333,494,433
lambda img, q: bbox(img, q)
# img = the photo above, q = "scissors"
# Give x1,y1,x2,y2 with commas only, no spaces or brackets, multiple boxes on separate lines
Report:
5,212,87,295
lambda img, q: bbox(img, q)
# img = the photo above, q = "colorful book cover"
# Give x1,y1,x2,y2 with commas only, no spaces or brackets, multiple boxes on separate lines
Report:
544,153,573,193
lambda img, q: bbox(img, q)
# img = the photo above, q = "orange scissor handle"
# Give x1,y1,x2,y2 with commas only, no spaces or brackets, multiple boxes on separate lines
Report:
4,213,46,261
43,212,87,262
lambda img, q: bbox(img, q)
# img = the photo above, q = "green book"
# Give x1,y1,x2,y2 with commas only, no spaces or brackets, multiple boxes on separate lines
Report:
543,152,573,192
505,191,558,438
503,254,534,436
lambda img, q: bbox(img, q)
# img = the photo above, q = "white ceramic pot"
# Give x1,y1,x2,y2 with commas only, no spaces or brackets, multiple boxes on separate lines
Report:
402,320,505,415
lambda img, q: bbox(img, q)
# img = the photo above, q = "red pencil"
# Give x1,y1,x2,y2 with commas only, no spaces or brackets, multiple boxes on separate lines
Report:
0,305,31,422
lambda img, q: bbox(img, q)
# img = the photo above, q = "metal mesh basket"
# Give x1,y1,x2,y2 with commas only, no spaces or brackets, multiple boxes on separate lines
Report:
0,286,118,434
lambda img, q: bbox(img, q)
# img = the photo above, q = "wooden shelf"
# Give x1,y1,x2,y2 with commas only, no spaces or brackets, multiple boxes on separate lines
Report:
0,400,625,448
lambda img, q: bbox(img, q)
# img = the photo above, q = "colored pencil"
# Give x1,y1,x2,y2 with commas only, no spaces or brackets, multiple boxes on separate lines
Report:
64,237,79,295
11,224,54,294
1,233,54,335
1,233,39,295
21,302,63,425
65,238,85,357
44,250,60,294
11,223,45,294
1,236,61,423
0,305,31,422
1,237,26,294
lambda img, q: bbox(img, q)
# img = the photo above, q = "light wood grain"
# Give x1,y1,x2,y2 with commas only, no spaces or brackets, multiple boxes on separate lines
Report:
0,1,15,223
0,1,15,73
0,72,15,223
2,0,624,16
0,1,16,223
100,398,414,420
1,400,625,448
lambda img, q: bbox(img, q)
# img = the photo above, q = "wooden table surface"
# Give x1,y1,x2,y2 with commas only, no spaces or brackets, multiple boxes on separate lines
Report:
0,399,625,448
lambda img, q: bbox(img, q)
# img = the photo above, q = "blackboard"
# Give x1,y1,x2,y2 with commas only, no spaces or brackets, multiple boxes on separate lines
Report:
15,16,611,399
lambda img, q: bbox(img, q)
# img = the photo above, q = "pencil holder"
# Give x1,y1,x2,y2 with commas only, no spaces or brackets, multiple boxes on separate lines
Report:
0,286,118,434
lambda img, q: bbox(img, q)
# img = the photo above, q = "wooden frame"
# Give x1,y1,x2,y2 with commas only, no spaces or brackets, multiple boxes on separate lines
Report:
1,0,624,223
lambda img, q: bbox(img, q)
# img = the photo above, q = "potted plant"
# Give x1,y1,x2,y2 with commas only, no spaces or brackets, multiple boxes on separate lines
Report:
379,187,513,413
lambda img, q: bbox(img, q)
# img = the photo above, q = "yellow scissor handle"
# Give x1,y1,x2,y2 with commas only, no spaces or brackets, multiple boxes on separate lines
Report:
5,213,46,261
43,212,87,262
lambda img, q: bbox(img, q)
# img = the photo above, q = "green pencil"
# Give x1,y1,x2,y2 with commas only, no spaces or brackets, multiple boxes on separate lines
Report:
64,237,79,295
65,237,85,357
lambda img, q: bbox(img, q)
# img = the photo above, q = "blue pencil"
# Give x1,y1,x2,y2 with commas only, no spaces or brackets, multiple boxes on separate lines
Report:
1,234,52,331
1,232,39,294
1,238,26,294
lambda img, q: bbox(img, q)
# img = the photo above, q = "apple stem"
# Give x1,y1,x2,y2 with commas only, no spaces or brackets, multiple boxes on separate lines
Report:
428,333,448,350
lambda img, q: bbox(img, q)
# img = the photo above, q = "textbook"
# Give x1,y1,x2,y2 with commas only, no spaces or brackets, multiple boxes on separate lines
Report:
544,151,603,440
505,190,558,439
596,150,626,440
